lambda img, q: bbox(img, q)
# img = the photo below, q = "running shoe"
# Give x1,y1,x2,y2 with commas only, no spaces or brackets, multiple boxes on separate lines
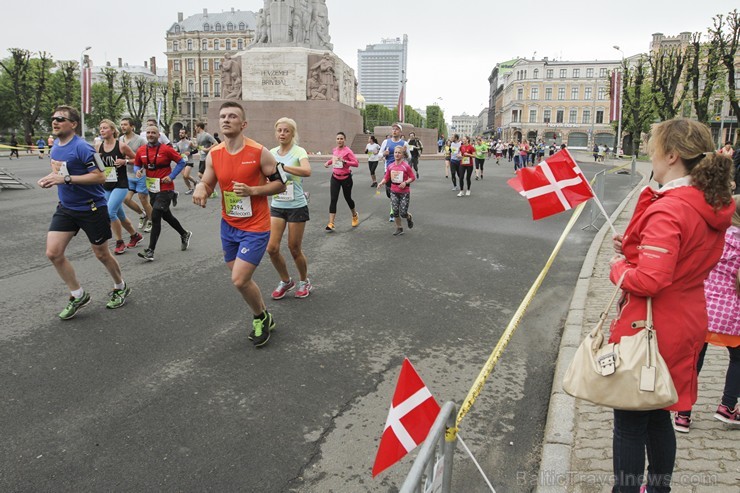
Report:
181,231,192,251
185,188,194,195
138,248,155,261
272,279,295,300
393,228,404,236
143,220,153,233
466,190,471,196
475,176,479,181
58,291,91,320
106,284,131,309
457,191,464,197
325,222,335,232
295,279,312,298
127,232,144,248
352,212,359,227
138,214,147,229
370,182,377,188
249,312,276,346
172,191,179,207
388,215,394,222
114,240,127,255
407,215,414,229
673,413,691,433
714,404,740,425
451,186,459,191
248,311,275,340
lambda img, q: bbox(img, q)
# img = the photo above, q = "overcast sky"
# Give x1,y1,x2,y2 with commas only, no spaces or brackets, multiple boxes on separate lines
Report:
2,0,737,120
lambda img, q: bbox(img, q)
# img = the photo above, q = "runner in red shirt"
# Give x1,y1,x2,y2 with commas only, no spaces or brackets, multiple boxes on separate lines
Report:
458,137,476,196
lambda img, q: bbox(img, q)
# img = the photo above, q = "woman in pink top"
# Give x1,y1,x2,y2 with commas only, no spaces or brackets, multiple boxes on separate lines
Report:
377,145,415,236
323,131,359,231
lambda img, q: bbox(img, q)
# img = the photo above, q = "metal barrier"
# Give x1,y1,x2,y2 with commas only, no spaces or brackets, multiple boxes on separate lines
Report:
582,170,606,231
400,401,457,493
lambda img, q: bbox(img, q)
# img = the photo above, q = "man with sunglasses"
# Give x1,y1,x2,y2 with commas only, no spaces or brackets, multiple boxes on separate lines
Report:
134,125,192,261
37,106,131,319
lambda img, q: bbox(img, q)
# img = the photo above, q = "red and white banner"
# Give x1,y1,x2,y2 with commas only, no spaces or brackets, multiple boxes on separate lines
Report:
610,69,621,122
507,150,594,220
372,358,440,477
397,86,405,123
81,66,91,114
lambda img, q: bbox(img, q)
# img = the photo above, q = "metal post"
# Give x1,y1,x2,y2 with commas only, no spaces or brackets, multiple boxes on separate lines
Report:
630,155,637,186
79,46,91,139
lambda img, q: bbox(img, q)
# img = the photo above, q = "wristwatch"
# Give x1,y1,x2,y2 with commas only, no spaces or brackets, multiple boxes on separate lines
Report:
64,174,72,185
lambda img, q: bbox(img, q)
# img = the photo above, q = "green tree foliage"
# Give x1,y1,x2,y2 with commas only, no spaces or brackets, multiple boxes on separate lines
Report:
621,56,655,156
648,46,688,121
88,67,125,130
425,105,447,138
399,105,424,128
0,48,54,141
362,104,395,132
687,32,722,123
121,72,155,132
158,81,181,137
709,9,740,140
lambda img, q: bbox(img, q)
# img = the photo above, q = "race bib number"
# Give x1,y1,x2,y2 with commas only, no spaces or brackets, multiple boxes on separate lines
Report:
390,170,404,184
57,162,69,177
333,158,344,169
223,190,253,218
104,167,118,183
462,157,471,165
408,145,415,152
274,180,295,202
146,177,160,193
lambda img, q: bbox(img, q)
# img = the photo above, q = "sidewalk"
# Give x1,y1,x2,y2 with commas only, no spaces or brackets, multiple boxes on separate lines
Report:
537,161,739,493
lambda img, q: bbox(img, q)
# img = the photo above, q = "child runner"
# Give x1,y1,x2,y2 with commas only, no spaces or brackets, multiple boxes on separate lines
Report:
377,145,415,236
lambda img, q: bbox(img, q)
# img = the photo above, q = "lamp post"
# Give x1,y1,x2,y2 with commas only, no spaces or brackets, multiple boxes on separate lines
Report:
79,46,91,139
613,45,625,157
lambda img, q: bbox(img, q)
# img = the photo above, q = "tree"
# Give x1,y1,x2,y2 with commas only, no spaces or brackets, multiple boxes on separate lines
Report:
425,105,447,138
362,104,395,132
121,72,155,132
709,9,740,141
157,81,181,137
0,48,54,141
88,67,125,130
621,56,655,156
401,105,425,128
687,32,722,123
648,45,688,121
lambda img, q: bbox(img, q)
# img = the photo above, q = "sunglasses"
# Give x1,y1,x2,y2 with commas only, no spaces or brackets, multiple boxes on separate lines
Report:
51,116,71,123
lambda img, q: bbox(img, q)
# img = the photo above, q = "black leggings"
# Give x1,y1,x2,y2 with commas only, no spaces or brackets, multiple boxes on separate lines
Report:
474,158,485,170
449,161,460,186
458,166,473,190
368,160,379,176
149,208,187,250
329,175,355,213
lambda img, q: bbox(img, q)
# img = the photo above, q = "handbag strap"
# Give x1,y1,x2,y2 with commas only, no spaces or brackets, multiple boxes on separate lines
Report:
589,271,627,338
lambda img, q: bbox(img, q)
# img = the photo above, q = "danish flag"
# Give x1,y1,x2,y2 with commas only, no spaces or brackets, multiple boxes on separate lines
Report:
372,358,440,477
507,149,594,220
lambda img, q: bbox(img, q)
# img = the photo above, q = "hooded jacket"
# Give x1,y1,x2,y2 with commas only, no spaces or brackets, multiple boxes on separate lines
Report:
608,178,734,411
705,225,740,337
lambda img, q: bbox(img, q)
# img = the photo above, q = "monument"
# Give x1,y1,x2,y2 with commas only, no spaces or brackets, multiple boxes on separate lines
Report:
208,0,362,154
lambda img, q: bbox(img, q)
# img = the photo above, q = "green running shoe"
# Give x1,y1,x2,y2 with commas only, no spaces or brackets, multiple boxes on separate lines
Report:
106,285,131,309
248,312,275,346
59,291,91,320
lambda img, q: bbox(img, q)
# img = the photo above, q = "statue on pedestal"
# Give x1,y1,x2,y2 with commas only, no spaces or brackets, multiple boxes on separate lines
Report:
309,52,337,101
249,0,331,50
221,53,242,100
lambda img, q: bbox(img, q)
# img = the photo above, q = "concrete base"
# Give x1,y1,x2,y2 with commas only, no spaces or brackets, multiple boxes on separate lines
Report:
207,99,362,155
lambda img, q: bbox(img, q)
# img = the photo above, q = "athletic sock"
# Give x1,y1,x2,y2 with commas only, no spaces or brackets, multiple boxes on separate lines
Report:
71,287,84,299
114,281,125,291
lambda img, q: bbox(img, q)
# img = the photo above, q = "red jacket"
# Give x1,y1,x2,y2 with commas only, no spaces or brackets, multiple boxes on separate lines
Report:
609,181,734,411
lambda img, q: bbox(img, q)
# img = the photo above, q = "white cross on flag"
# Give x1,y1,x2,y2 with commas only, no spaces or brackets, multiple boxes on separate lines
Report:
507,149,594,220
372,358,440,477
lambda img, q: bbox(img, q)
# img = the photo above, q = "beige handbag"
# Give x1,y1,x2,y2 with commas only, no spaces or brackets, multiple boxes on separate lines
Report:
562,274,678,411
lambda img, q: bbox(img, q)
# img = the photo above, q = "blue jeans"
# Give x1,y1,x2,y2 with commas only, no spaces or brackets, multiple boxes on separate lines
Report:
612,409,675,493
696,343,740,409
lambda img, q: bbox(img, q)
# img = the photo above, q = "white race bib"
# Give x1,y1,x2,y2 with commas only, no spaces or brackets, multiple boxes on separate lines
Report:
58,162,69,177
223,190,253,218
390,170,404,184
274,180,295,202
408,145,415,152
104,167,118,183
333,158,344,169
462,157,471,165
146,177,160,193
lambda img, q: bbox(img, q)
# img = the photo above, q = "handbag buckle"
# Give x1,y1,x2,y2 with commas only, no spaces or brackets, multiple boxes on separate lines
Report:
597,352,617,376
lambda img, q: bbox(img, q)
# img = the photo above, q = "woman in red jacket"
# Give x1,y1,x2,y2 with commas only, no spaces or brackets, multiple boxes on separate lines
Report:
608,118,734,493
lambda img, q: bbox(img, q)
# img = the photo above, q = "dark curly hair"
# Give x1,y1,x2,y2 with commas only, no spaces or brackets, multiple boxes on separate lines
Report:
649,118,733,209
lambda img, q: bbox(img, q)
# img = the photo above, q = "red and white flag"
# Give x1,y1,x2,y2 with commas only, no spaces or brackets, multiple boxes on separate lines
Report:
81,66,92,114
610,69,621,122
507,149,594,220
372,358,440,477
397,86,405,123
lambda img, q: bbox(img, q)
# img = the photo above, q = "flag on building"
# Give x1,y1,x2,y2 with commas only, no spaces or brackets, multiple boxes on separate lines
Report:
397,86,405,123
81,66,92,115
507,150,594,220
609,69,621,122
372,358,440,477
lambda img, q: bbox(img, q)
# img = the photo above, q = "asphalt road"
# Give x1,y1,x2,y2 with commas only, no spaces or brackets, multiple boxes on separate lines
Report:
0,152,634,492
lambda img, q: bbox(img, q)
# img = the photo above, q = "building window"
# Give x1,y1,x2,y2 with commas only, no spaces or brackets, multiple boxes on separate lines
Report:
187,58,194,71
227,22,234,31
204,23,210,31
599,68,607,77
214,80,221,97
187,80,194,94
214,39,220,50
559,68,567,78
531,87,539,99
585,86,592,100
545,87,552,100
214,59,221,71
533,69,539,79
557,87,565,100
596,110,604,124
517,88,523,100
187,40,193,51
571,87,579,100
226,39,232,51
215,23,222,32
582,109,591,124
586,68,594,78
573,68,580,78
511,110,521,123
239,22,245,30
524,70,528,79
174,25,180,33
173,41,179,51
202,79,209,97
597,87,606,100
202,59,209,71
529,109,537,123
546,69,553,79
202,39,208,51
238,39,244,50
173,60,180,71
556,109,564,123
203,102,208,114
544,109,551,123
569,109,577,123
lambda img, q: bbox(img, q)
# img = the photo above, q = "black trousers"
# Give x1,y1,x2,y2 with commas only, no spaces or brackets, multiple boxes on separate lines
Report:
457,166,473,190
329,175,355,213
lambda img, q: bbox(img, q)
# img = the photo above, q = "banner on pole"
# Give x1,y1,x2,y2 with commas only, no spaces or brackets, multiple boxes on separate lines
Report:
81,67,91,114
610,69,621,122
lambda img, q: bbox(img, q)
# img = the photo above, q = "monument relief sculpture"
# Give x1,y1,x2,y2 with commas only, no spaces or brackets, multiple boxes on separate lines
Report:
221,53,242,100
309,52,337,101
249,0,332,50
307,70,327,100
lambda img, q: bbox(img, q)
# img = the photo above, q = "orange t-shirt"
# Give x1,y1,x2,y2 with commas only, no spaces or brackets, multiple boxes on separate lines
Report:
211,137,270,232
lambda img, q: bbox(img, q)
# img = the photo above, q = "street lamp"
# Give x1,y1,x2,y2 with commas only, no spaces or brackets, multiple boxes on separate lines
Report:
79,46,91,139
613,45,625,157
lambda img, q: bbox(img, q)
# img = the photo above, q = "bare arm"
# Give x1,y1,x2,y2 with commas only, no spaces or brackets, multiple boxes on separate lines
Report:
284,157,311,177
192,153,218,207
